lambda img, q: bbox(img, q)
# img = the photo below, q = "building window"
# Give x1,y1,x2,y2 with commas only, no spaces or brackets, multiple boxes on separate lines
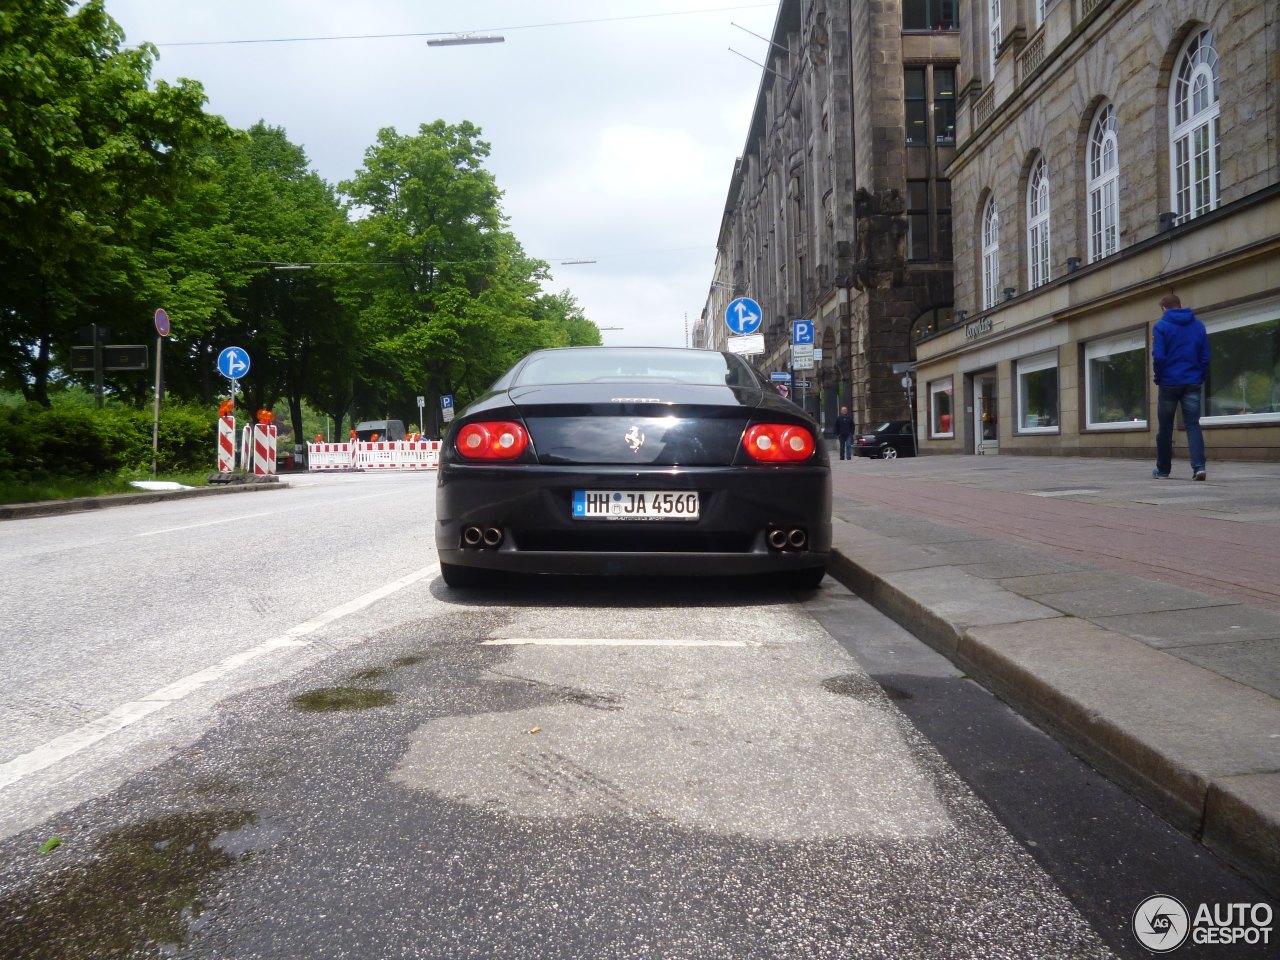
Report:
1087,104,1119,263
930,377,955,437
1170,29,1220,223
1085,332,1148,429
936,179,952,259
908,179,951,261
1033,0,1047,29
907,180,930,259
1027,157,1051,289
982,198,1000,309
934,67,956,143
1202,298,1280,422
904,0,958,31
912,306,952,342
905,68,928,145
1016,351,1059,432
989,0,1002,78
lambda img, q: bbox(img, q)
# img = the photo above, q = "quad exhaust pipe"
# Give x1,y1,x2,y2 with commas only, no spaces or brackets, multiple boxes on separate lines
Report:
767,527,807,551
462,525,504,549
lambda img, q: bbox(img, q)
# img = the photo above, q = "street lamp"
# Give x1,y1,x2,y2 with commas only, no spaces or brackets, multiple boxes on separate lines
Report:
427,34,504,46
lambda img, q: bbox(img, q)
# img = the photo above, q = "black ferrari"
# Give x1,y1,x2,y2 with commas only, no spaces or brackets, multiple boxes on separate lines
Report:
435,346,831,588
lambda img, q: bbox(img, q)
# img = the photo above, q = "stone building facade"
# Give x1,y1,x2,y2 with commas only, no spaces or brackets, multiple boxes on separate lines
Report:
699,1,961,433
916,0,1279,460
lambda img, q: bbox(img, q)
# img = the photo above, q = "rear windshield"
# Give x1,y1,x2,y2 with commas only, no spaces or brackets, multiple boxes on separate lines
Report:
512,348,760,388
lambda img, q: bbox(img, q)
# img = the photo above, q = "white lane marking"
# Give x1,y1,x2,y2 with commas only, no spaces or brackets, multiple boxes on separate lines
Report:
482,638,753,647
136,512,274,536
135,490,401,538
0,563,439,791
1026,489,1102,498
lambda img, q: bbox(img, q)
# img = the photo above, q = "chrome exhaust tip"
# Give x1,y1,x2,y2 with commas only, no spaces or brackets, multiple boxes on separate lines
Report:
462,525,483,547
482,526,504,548
788,528,807,550
767,528,789,551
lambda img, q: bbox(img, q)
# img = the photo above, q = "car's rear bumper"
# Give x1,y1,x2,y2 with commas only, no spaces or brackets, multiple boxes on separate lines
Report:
435,463,830,575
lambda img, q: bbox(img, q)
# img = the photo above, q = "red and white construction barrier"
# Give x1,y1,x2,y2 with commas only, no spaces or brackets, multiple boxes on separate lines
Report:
253,423,278,475
306,439,441,472
217,416,236,473
307,442,358,471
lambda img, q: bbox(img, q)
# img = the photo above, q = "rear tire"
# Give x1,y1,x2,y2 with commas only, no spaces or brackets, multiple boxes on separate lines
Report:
782,565,826,590
882,446,898,460
440,562,495,589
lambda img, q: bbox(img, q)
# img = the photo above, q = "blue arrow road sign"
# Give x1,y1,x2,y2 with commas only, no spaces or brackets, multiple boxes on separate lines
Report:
792,319,814,345
724,297,763,335
217,346,250,380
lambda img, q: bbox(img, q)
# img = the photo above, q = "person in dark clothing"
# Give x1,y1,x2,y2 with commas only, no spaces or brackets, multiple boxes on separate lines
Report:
1152,293,1210,480
834,406,855,460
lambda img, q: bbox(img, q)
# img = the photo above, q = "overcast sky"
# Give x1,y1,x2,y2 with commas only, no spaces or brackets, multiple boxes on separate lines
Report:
101,1,782,348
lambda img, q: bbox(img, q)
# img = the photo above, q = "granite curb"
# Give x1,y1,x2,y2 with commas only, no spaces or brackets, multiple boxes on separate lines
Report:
0,477,288,521
827,539,1280,896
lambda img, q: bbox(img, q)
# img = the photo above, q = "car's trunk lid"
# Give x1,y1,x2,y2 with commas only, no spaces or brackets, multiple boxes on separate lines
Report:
508,383,764,466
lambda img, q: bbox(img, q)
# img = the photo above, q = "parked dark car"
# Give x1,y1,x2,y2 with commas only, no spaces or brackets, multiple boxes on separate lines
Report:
854,420,916,459
435,346,832,589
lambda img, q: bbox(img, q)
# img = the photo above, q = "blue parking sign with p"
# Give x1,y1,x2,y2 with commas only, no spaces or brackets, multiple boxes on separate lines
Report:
792,320,814,345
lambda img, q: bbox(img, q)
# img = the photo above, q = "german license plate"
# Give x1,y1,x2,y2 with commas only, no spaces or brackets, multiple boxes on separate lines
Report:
572,490,699,520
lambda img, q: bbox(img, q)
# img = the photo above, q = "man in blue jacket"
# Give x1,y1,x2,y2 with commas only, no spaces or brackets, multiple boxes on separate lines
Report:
834,406,855,460
1152,293,1210,480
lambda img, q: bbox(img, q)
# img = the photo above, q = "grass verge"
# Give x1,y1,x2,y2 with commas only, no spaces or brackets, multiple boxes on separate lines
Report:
0,470,214,506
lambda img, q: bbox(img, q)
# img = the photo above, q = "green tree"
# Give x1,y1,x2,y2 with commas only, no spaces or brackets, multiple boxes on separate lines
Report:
0,0,232,404
532,290,602,349
337,121,536,423
218,124,353,442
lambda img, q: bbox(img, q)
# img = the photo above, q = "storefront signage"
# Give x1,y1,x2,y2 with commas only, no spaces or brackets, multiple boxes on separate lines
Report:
964,317,994,340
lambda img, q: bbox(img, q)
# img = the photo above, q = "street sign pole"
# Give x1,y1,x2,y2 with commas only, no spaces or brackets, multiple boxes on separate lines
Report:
93,323,105,409
152,334,162,477
902,374,918,457
151,308,170,477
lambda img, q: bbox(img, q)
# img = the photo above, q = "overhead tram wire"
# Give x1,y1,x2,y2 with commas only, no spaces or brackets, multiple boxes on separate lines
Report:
152,4,778,47
246,245,714,270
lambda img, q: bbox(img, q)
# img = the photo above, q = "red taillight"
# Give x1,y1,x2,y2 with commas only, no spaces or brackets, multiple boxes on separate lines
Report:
743,423,816,463
455,421,529,460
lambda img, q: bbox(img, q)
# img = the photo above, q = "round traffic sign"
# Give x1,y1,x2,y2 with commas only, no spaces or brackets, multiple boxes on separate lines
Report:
217,346,251,380
725,297,763,335
154,308,170,337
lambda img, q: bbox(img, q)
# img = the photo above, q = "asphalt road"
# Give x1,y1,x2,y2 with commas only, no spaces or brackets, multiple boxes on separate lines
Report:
0,473,1269,958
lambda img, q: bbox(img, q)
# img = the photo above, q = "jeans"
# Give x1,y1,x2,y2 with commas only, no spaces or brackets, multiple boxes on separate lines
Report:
838,436,853,460
1155,384,1206,475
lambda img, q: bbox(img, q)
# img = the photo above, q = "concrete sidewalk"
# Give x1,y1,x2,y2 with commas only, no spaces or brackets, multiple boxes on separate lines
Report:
824,452,1280,895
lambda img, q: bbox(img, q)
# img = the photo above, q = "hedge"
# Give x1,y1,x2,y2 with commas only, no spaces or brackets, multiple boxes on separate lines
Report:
0,400,226,480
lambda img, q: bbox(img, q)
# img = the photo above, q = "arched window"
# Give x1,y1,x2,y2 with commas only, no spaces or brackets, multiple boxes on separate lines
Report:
982,198,1000,309
1087,104,1119,262
911,305,953,342
1027,157,1051,289
1170,29,1220,223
